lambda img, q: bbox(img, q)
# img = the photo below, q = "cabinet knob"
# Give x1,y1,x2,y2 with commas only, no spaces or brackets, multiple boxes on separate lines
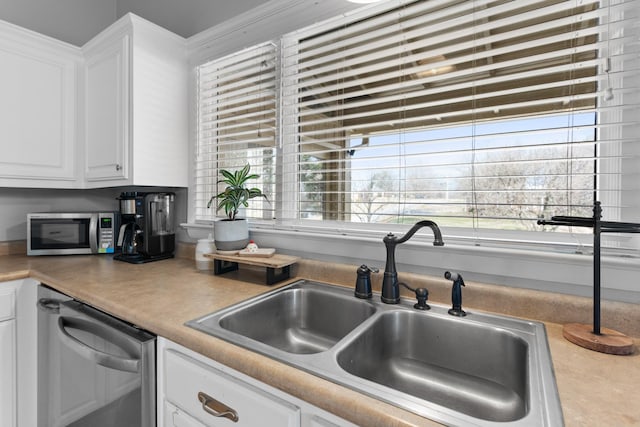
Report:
197,391,239,422
115,164,122,171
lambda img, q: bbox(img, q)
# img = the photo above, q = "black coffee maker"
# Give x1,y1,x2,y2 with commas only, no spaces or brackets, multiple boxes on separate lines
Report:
114,192,176,264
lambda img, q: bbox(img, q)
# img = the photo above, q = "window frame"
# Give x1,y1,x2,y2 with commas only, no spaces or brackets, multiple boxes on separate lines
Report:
275,0,636,253
185,0,640,304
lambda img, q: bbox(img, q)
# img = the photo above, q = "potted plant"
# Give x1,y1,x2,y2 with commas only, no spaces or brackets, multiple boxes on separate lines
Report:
208,164,267,252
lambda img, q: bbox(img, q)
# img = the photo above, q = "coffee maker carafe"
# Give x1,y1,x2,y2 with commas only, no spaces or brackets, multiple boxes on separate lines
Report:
115,192,175,263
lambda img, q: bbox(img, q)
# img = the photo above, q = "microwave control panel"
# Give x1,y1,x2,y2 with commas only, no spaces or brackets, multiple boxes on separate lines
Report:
98,213,118,253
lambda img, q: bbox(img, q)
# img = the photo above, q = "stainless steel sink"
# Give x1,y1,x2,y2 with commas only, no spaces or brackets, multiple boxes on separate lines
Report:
186,280,563,426
195,282,376,354
336,310,528,422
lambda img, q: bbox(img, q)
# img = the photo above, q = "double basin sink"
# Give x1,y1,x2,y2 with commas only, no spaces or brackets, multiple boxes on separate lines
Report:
186,280,563,426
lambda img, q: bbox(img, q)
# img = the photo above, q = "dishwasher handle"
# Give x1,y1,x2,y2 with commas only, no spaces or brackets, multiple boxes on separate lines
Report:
57,316,141,373
37,298,63,315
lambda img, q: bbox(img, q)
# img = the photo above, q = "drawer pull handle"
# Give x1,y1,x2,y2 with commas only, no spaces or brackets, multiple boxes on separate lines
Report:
198,391,239,423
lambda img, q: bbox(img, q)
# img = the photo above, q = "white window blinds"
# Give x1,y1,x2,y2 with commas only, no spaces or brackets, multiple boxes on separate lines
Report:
280,0,640,247
195,42,277,221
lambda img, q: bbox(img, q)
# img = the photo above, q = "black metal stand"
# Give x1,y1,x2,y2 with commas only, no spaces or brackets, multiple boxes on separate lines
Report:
266,265,292,286
538,201,637,355
213,259,239,275
213,259,292,285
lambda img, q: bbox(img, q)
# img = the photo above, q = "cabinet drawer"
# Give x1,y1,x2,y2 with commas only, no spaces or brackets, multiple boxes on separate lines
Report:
164,350,300,427
0,288,15,322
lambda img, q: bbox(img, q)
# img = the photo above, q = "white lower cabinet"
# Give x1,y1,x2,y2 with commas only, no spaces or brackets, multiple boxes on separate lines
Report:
0,278,38,427
0,282,18,427
158,338,355,427
0,319,16,427
164,348,299,426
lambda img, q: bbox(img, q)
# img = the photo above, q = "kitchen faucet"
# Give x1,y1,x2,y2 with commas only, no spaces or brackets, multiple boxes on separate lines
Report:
381,220,444,304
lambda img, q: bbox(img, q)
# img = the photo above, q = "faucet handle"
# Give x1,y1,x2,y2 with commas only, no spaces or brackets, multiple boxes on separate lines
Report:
355,265,378,299
362,265,379,274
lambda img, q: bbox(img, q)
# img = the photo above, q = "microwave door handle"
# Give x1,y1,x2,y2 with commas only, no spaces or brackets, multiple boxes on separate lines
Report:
89,215,98,253
57,316,141,373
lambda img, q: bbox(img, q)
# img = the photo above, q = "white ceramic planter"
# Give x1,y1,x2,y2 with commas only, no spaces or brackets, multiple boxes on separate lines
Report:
213,219,249,251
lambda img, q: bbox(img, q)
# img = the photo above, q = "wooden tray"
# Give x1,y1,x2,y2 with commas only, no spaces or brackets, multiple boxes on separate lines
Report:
204,252,297,269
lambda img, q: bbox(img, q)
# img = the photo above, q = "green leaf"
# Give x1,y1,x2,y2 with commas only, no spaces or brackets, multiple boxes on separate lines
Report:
207,163,269,220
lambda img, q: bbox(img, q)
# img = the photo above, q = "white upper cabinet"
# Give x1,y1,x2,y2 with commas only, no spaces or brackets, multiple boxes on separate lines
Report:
0,21,81,188
83,31,129,182
82,14,188,188
0,14,188,189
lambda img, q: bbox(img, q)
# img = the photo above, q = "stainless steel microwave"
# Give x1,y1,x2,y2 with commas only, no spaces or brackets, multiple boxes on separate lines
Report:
27,212,119,256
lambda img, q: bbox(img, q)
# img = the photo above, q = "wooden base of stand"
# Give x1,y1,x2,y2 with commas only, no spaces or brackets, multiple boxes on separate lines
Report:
563,323,634,355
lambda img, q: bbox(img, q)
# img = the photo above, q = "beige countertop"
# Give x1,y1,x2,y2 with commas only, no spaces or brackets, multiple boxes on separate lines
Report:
0,251,638,427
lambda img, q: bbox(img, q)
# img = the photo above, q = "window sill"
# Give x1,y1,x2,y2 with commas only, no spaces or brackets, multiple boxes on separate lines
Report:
181,222,640,303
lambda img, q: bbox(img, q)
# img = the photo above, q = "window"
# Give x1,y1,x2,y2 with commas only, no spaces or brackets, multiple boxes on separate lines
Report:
194,42,277,221
195,0,640,252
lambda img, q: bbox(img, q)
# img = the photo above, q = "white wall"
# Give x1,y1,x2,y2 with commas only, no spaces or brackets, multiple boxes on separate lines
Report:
1,188,115,241
0,187,188,242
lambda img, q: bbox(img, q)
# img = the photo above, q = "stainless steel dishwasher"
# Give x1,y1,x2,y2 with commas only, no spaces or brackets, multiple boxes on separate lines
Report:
37,285,156,427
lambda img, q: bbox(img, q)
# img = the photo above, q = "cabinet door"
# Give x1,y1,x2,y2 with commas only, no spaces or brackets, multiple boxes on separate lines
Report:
15,278,38,427
0,286,15,322
0,320,16,427
82,15,188,188
0,22,79,187
84,35,130,183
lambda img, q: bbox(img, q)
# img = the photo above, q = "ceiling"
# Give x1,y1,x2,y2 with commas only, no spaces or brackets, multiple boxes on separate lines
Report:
115,0,273,40
0,0,272,46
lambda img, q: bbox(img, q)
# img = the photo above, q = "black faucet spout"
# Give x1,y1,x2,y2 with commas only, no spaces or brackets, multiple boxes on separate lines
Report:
381,220,444,304
386,220,444,247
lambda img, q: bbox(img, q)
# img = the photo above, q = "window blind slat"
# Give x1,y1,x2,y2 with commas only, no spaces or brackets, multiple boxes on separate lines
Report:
292,1,600,78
